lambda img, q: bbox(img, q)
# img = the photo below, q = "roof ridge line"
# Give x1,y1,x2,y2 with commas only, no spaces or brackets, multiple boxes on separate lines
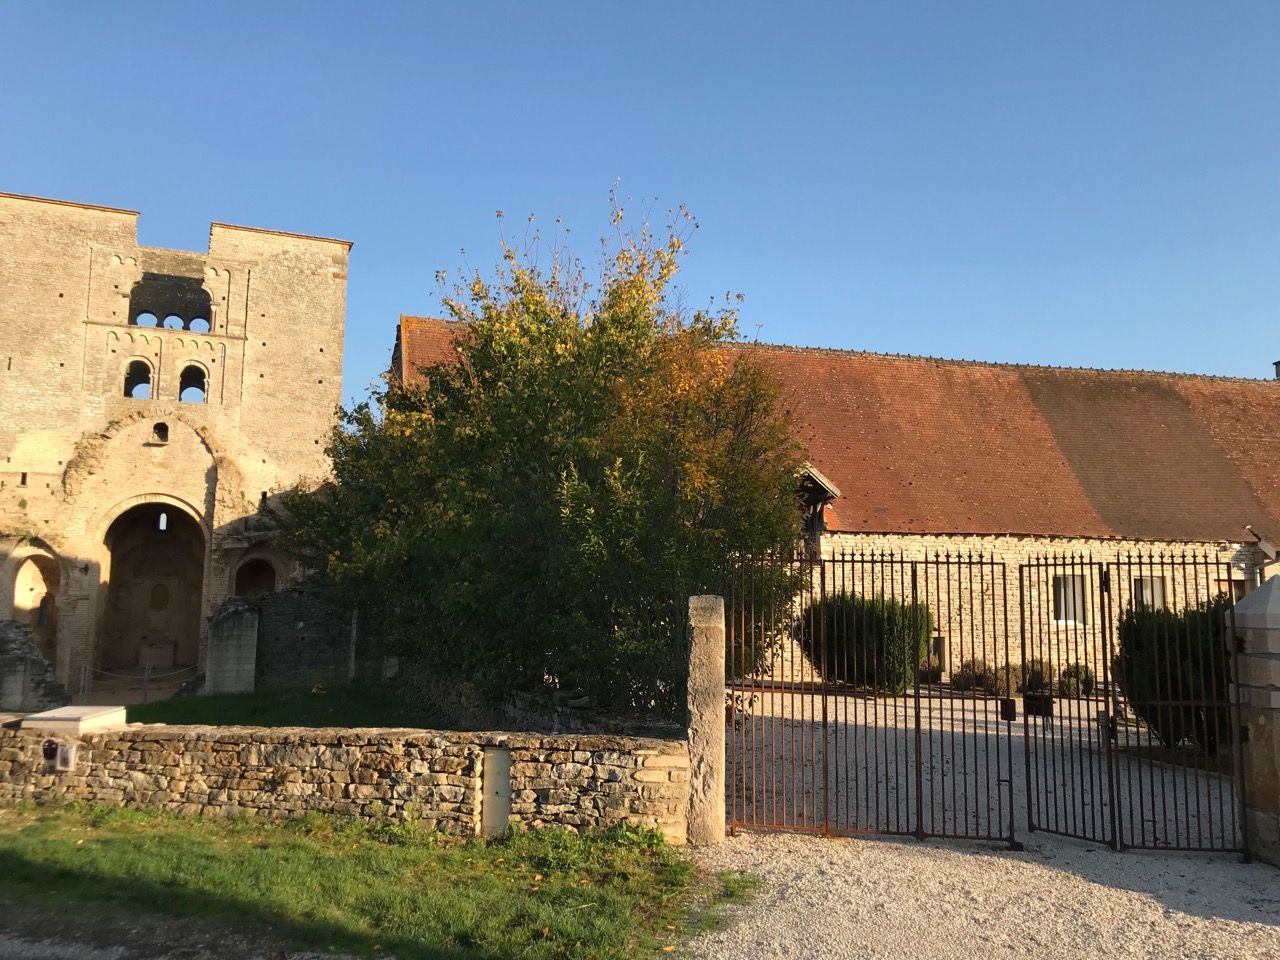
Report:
730,339,1278,385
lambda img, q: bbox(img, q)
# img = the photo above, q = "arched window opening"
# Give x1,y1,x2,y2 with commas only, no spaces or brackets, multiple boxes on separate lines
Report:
157,511,169,532
234,558,276,598
152,422,169,444
189,317,210,333
124,359,152,399
179,365,206,404
128,274,212,335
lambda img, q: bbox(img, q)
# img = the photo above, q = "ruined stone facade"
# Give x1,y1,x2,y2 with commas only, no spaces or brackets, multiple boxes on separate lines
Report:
0,192,349,691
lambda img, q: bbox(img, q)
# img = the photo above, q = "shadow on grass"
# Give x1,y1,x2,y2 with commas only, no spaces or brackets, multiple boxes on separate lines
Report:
0,848,474,959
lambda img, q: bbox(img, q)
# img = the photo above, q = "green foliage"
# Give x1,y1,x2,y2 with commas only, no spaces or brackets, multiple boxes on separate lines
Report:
951,658,1017,696
1021,658,1055,694
0,804,716,959
1115,595,1233,754
276,200,803,717
796,593,934,694
1057,662,1096,697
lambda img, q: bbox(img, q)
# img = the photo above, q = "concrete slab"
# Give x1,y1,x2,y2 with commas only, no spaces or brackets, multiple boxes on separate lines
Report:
21,704,127,735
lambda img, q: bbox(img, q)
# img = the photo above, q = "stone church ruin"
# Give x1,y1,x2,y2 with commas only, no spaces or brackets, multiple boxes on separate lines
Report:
0,191,349,703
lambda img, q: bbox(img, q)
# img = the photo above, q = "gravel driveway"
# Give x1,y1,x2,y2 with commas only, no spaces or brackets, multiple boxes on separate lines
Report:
691,830,1279,960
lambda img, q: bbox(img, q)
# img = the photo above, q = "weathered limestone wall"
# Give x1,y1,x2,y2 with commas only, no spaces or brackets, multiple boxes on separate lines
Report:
203,585,389,695
0,725,690,843
0,620,69,712
0,192,349,688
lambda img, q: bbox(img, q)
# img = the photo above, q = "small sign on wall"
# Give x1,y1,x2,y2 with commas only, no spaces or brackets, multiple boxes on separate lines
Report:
41,738,77,773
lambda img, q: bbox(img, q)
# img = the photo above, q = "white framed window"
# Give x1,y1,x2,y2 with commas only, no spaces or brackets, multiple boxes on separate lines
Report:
1133,576,1167,609
1052,573,1087,623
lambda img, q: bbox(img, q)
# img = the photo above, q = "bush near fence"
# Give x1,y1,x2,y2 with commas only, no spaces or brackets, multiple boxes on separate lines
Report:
1115,595,1233,755
796,594,933,694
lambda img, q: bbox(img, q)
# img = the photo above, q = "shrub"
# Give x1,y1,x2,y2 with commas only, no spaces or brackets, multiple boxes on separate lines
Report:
1021,658,1055,694
796,593,933,694
1115,595,1232,754
918,655,944,684
1057,662,1096,697
991,663,1019,697
951,658,1018,696
951,658,989,692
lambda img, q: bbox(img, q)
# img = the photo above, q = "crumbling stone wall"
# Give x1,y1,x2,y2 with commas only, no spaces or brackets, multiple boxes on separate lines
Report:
0,620,69,712
203,583,389,694
0,725,690,843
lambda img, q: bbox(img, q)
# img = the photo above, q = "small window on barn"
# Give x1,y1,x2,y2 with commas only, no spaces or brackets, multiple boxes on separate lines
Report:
133,311,159,328
235,558,276,598
124,359,152,399
152,422,169,444
189,316,210,333
1133,576,1167,610
1052,574,1087,624
179,365,206,404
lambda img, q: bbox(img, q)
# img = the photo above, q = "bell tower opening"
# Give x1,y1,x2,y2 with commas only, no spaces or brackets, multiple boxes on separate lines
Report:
100,504,205,670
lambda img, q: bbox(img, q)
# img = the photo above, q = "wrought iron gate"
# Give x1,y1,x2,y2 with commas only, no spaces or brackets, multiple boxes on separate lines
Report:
1019,553,1247,852
726,552,1019,845
726,550,1248,854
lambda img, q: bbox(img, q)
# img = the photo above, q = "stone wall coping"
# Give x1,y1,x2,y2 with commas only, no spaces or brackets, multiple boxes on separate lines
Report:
0,724,688,754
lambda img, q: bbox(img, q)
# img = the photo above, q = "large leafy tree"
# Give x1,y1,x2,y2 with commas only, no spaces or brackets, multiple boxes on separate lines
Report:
278,204,803,715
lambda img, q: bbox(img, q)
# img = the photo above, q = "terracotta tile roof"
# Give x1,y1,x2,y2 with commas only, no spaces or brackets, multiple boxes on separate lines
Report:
391,316,467,383
395,319,1280,542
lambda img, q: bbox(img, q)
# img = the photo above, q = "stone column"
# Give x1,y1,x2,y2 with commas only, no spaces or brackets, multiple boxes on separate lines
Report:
205,600,258,695
686,594,725,845
1230,575,1280,866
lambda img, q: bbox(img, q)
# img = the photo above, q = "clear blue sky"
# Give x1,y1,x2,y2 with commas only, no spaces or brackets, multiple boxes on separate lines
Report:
2,2,1277,403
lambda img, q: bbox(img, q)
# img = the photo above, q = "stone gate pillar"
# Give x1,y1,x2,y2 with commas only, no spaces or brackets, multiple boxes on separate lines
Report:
1231,576,1280,866
686,595,725,845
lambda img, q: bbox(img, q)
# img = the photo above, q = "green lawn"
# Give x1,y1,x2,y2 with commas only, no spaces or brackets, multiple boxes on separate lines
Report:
0,804,752,959
126,682,445,728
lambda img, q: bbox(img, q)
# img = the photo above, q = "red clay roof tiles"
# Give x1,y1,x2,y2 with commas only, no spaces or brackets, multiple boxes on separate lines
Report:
396,318,1280,542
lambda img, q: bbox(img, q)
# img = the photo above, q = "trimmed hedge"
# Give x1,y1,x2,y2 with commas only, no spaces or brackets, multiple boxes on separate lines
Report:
796,593,933,694
1115,595,1232,755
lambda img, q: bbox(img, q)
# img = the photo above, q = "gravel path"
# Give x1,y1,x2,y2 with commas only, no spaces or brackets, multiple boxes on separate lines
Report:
691,831,1280,960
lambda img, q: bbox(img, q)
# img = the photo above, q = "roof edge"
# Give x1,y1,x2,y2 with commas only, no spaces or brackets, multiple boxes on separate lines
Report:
731,339,1280,386
210,221,353,250
0,190,138,216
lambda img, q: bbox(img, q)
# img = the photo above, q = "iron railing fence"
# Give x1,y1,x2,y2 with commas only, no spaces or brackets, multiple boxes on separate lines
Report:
726,550,1018,845
1020,552,1246,853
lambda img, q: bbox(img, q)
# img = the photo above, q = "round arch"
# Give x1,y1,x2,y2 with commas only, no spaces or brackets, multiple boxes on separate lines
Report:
3,542,68,662
98,500,206,670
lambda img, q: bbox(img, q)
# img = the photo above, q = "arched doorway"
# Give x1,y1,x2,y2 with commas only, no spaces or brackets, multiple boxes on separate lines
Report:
11,554,61,659
234,558,277,598
101,504,205,669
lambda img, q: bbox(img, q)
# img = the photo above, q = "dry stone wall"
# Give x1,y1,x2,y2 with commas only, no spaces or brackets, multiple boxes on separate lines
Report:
0,725,690,844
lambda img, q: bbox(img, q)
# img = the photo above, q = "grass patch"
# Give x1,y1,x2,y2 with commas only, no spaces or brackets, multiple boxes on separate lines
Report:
0,803,740,959
126,682,444,728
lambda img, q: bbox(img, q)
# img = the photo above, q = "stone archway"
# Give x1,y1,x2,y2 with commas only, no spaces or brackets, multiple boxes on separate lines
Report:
100,503,205,669
11,554,61,660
